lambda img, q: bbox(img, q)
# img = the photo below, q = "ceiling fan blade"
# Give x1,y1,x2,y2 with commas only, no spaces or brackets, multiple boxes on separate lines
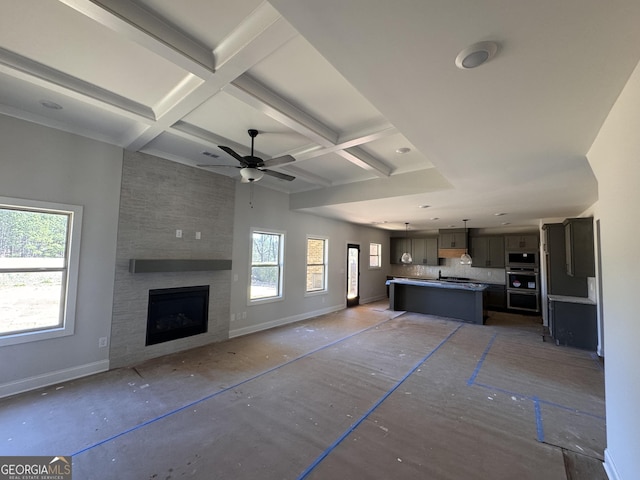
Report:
218,146,248,166
262,154,295,168
262,169,296,181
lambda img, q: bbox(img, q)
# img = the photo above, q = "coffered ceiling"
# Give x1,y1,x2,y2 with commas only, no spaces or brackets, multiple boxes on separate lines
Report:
2,0,640,232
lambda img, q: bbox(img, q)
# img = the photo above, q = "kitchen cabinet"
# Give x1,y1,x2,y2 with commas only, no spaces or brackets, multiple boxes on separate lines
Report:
470,236,505,268
484,284,506,310
410,237,439,265
390,237,411,264
439,229,467,249
542,223,587,296
563,217,595,277
505,234,538,251
390,237,438,265
548,296,597,350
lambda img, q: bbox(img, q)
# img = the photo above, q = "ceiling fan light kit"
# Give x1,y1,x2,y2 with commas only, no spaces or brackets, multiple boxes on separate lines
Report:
240,167,264,183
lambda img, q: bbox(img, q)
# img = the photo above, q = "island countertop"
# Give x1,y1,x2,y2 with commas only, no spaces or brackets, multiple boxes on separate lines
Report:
387,277,489,292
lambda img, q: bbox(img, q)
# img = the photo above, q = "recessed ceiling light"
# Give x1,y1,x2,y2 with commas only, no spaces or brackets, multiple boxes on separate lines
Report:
430,217,439,221
448,224,456,228
40,100,63,110
201,151,219,158
455,41,498,69
395,147,411,154
419,204,430,209
502,222,511,225
494,212,506,216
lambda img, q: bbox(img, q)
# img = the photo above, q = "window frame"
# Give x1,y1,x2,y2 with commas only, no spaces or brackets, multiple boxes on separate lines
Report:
305,235,328,295
248,228,285,304
369,242,382,269
0,196,83,347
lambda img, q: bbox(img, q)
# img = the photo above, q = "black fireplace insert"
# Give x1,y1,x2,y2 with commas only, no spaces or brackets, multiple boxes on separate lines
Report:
146,285,209,346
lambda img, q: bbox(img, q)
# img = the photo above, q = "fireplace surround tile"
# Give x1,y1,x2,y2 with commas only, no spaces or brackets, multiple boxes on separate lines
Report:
110,151,235,368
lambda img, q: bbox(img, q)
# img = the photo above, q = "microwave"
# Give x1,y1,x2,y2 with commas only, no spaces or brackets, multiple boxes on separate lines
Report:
506,251,538,268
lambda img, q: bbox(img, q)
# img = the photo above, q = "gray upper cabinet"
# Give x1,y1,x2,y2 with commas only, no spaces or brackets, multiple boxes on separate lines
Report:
439,229,467,249
470,236,505,268
390,237,411,264
390,237,438,265
411,237,439,266
505,234,538,251
563,217,595,277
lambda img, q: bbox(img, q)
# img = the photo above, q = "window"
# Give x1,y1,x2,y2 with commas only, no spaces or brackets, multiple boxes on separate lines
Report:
250,230,284,301
369,243,382,268
0,197,82,346
306,237,327,293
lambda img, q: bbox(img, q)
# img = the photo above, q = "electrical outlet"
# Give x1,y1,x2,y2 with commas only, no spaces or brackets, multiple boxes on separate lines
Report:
98,337,108,348
195,231,201,240
176,229,182,238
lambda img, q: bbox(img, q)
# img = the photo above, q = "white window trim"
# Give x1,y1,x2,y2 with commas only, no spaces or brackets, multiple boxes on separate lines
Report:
248,227,285,305
369,242,382,270
0,196,83,347
305,235,328,296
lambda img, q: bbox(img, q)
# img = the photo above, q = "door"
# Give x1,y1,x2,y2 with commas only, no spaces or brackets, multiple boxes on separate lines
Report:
347,243,360,307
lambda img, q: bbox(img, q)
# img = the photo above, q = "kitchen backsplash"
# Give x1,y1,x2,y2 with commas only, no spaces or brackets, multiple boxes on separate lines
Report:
389,258,506,285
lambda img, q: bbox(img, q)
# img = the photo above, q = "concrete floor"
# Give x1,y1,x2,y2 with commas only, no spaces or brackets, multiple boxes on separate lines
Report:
0,303,606,479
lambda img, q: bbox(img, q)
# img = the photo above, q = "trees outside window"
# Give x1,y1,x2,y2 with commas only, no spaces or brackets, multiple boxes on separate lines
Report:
0,197,82,345
250,230,284,300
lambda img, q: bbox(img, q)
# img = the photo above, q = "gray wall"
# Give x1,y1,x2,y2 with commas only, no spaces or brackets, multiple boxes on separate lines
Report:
229,184,389,337
109,152,235,368
0,116,122,397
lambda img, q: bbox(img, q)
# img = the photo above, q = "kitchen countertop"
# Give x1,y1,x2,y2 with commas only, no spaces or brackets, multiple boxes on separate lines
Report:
387,277,489,292
548,294,596,305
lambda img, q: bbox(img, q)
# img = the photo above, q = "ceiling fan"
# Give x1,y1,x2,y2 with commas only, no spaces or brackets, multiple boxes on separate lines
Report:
198,129,296,183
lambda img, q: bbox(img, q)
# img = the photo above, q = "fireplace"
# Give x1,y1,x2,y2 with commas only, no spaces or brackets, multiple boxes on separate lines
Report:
146,285,209,346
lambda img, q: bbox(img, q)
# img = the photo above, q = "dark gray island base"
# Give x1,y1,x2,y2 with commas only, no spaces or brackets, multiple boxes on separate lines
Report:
387,278,488,325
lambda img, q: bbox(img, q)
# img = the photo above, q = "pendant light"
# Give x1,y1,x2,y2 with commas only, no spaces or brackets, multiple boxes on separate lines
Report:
460,219,472,265
401,222,413,264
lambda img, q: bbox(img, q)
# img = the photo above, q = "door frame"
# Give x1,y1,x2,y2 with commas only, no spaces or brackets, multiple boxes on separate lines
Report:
346,243,360,307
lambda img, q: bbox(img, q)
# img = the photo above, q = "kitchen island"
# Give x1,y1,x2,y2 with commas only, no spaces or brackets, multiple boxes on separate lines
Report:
387,278,488,325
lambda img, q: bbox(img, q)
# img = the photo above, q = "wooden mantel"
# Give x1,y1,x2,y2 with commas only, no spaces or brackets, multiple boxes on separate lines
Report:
129,259,232,274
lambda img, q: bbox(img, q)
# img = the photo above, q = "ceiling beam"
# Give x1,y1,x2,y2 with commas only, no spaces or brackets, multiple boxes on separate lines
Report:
292,124,397,161
0,47,155,121
225,75,339,147
338,146,392,177
115,4,298,151
58,0,214,77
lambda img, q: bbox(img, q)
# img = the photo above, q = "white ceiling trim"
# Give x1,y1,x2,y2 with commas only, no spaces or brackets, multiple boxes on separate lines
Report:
226,75,338,147
338,147,391,177
58,0,215,78
0,48,155,122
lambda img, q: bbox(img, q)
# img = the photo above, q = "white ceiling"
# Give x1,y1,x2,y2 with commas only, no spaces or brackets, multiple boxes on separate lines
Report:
2,0,640,233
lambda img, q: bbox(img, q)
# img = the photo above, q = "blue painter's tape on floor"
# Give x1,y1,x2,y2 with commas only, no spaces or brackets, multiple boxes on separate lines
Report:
533,396,545,442
296,324,463,480
467,333,497,386
71,315,398,457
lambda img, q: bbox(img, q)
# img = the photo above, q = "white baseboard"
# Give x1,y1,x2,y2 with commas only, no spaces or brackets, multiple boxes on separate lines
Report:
0,359,110,399
360,294,388,305
229,304,344,338
603,448,620,480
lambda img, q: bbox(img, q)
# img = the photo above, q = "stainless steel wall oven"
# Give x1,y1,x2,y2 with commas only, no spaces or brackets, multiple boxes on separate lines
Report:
506,269,539,312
